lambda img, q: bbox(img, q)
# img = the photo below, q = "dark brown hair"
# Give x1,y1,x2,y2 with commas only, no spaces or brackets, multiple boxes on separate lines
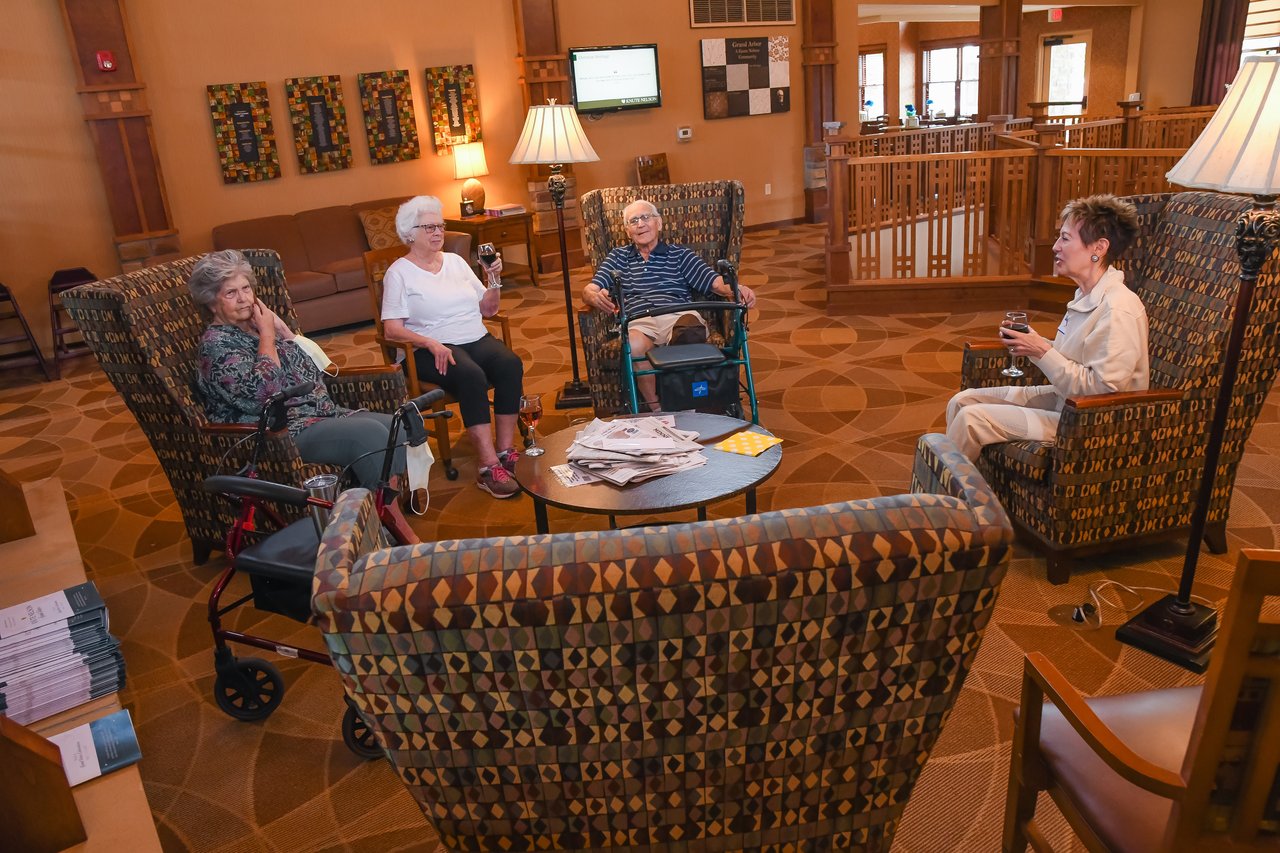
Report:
1059,194,1140,264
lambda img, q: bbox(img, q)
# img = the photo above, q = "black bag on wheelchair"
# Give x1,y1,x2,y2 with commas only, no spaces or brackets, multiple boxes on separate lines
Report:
648,342,740,414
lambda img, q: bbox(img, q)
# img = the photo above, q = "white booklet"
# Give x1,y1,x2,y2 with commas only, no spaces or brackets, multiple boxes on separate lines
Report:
46,708,142,786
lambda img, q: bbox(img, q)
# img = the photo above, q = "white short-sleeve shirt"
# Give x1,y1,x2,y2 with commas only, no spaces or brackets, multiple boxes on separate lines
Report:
380,253,488,345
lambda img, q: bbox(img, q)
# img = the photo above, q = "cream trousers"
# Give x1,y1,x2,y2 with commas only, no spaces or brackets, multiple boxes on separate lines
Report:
944,385,1062,460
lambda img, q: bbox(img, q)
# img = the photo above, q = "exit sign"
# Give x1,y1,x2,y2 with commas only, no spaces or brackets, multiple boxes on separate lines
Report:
1048,8,1064,22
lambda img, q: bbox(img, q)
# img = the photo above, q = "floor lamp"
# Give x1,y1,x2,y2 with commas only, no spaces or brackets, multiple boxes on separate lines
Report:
509,99,600,410
1116,55,1280,672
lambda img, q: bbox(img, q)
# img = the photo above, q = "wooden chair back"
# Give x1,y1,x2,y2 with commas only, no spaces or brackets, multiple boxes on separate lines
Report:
634,152,670,186
361,245,414,391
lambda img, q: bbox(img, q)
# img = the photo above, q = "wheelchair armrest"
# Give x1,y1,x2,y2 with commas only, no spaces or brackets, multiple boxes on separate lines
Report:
203,475,311,507
200,422,282,436
623,301,747,324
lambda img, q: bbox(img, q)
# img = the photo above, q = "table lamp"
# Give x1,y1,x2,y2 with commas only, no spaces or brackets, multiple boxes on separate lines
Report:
509,99,600,409
1117,54,1280,672
453,141,489,217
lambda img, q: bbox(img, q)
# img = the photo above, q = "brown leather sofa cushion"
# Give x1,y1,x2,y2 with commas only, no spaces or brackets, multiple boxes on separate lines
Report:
319,257,368,293
212,216,312,273
297,206,369,270
1034,685,1201,853
286,270,338,302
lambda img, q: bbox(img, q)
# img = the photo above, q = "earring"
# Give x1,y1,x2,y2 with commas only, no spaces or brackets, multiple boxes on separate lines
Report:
1090,254,1099,263
407,238,414,244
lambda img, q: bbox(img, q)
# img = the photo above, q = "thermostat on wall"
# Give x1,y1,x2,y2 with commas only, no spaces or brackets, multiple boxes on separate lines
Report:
676,126,693,141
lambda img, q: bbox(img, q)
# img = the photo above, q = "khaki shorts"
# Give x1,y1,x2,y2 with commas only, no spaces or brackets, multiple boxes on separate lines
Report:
628,310,706,345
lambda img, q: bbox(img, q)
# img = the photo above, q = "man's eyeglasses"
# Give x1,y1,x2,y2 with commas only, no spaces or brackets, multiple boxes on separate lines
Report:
414,223,447,233
625,213,657,227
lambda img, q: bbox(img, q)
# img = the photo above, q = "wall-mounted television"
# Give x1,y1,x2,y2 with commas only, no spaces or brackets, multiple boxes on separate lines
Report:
568,44,662,115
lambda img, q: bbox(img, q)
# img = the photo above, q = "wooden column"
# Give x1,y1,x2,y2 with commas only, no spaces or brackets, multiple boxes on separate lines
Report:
978,0,1021,120
511,0,584,272
1118,98,1145,147
824,136,852,294
58,0,179,271
801,0,837,224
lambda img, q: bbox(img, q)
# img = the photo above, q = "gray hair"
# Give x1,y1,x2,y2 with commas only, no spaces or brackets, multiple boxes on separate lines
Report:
623,199,660,222
189,249,255,321
395,195,444,243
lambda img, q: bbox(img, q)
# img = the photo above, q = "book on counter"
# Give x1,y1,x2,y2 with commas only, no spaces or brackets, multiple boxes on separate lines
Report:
46,707,142,786
0,582,126,726
484,203,526,217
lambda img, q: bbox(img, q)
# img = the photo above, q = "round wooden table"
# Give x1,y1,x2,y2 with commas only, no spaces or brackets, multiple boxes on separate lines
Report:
513,412,782,534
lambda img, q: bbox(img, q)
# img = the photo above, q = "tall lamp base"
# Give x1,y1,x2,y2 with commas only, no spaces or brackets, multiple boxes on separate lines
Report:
1115,594,1218,673
555,380,593,410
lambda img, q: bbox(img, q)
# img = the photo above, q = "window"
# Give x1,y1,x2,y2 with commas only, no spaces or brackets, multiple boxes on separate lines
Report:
922,43,979,119
690,0,795,27
1038,33,1090,116
859,50,886,117
1243,0,1280,58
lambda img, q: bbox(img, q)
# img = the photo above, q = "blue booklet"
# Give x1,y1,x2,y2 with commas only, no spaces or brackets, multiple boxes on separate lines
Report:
46,708,142,786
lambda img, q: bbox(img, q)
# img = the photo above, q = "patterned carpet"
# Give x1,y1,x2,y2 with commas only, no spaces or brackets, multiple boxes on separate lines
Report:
2,222,1277,852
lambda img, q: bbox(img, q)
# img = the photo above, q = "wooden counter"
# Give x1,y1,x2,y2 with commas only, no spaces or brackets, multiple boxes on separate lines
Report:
0,478,162,852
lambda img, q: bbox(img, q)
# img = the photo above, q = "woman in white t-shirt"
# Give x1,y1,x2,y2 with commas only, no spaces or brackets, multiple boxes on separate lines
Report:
381,195,524,499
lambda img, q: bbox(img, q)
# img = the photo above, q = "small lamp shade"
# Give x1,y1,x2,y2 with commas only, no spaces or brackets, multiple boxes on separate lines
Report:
452,141,489,215
1166,55,1280,195
509,100,600,165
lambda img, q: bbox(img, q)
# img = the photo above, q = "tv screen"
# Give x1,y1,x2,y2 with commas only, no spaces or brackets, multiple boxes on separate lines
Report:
569,44,662,114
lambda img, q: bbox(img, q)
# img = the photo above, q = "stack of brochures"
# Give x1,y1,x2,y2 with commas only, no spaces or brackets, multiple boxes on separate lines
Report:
485,203,526,217
0,582,126,726
565,416,706,486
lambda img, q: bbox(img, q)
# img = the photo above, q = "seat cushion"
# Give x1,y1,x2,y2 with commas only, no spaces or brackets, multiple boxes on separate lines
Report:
357,205,402,250
287,270,338,302
296,206,368,270
212,216,311,273
1036,685,1201,853
319,257,368,293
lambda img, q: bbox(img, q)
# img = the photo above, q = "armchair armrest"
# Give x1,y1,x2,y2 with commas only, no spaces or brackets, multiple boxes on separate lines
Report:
1018,652,1186,799
960,339,1048,389
911,433,1012,543
1063,387,1183,410
325,365,407,414
485,312,513,347
1052,387,1186,458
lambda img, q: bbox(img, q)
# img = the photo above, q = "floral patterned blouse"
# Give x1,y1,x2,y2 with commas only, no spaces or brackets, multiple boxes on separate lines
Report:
196,324,347,436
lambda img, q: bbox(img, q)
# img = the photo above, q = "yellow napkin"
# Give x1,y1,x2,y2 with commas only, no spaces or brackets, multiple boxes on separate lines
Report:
713,431,783,457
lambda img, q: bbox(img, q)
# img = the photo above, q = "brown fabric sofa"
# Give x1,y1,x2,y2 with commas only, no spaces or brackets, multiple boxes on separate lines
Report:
212,197,471,332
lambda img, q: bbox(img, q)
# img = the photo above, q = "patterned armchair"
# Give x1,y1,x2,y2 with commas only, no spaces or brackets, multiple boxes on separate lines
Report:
1005,547,1280,851
959,192,1280,584
62,249,406,564
313,434,1013,852
577,180,746,415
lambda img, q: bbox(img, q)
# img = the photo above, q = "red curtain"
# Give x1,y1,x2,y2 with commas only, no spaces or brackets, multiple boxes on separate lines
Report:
1192,0,1250,105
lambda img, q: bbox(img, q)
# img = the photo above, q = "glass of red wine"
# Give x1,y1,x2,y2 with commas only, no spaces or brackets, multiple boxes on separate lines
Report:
1001,311,1030,378
519,394,545,457
478,242,501,288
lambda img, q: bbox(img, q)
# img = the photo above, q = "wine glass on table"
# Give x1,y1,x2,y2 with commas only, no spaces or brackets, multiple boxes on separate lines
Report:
1001,311,1030,378
478,242,501,289
519,394,545,457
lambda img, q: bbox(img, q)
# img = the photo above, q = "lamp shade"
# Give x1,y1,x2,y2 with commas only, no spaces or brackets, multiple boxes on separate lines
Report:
452,141,489,180
1166,55,1280,195
508,100,600,165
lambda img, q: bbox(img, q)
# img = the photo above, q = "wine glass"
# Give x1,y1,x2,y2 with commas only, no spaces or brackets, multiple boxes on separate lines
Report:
1001,311,1030,378
519,394,545,457
478,242,501,288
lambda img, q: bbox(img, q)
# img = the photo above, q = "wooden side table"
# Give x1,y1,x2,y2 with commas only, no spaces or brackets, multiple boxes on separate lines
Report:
445,212,540,286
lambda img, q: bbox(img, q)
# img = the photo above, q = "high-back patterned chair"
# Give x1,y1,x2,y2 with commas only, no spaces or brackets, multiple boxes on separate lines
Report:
313,434,1013,852
957,191,1280,583
577,180,746,415
62,249,405,564
1005,547,1280,851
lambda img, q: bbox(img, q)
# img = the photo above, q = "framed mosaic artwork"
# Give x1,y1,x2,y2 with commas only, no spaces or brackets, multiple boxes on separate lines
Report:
425,64,482,155
206,81,281,183
700,36,791,120
357,69,420,165
285,75,352,173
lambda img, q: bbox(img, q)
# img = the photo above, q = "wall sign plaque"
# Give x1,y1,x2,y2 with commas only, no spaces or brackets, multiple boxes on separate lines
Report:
357,70,420,165
206,81,280,183
425,64,482,155
700,36,791,120
285,75,352,173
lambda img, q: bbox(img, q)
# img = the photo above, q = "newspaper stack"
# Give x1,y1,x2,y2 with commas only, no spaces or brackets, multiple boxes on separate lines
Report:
566,416,707,486
0,581,126,726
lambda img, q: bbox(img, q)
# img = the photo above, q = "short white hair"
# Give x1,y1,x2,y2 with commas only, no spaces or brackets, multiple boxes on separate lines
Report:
395,196,444,243
623,199,660,222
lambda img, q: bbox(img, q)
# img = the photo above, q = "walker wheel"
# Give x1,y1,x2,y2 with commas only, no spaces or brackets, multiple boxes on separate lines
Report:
213,657,284,721
342,700,382,760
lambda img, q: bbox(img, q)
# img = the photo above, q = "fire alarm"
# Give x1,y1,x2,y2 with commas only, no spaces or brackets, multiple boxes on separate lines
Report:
96,50,117,72
1047,8,1063,23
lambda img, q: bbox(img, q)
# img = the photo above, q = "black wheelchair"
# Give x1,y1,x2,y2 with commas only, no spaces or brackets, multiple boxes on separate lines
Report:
611,260,759,423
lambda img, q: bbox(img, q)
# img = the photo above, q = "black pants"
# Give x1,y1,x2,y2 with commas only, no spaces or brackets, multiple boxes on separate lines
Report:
409,333,523,428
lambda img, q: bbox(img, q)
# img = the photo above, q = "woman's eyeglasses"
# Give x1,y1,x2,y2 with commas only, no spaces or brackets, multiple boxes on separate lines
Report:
414,223,447,233
625,214,657,227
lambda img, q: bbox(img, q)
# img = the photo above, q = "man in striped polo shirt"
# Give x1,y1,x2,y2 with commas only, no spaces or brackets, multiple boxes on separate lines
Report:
583,199,757,410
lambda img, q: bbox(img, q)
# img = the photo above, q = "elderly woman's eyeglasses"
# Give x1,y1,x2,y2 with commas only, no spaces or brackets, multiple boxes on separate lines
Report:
625,213,657,227
414,223,447,233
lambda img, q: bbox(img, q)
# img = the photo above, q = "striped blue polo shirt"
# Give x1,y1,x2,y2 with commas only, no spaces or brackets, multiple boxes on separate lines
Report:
591,241,719,316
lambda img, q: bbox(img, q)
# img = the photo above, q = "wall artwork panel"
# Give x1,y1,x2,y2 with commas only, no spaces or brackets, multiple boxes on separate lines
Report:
357,70,420,165
206,81,281,183
700,36,791,120
425,65,482,156
285,75,352,173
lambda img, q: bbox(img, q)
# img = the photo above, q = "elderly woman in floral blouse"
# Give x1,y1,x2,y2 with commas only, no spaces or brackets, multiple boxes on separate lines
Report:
189,250,413,533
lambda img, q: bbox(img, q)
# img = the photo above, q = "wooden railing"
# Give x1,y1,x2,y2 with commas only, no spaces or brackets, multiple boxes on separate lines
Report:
849,123,994,157
1135,111,1215,148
